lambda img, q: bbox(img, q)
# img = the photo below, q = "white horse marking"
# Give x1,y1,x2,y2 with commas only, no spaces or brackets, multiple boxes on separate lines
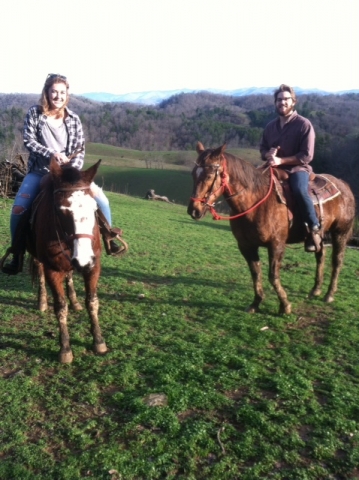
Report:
195,167,204,179
61,191,98,268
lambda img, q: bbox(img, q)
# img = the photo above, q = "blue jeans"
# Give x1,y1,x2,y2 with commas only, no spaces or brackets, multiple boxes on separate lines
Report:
288,171,319,228
10,172,112,242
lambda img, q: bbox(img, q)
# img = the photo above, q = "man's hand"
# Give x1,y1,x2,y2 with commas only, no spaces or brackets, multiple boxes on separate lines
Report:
52,152,70,165
264,147,281,167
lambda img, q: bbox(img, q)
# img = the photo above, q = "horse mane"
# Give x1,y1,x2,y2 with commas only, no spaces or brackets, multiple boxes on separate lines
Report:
60,165,83,184
224,152,269,191
36,165,86,218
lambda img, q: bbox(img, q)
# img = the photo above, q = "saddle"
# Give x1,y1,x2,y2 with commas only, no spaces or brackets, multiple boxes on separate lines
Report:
272,170,341,224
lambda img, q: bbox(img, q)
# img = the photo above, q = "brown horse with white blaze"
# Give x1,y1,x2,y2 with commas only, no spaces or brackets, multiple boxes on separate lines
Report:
28,159,106,363
187,142,355,315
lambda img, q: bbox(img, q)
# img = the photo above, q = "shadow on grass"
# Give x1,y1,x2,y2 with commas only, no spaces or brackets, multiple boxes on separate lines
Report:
172,217,232,232
1,328,104,363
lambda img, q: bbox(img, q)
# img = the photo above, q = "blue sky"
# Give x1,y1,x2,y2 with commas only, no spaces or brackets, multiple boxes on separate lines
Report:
1,0,358,95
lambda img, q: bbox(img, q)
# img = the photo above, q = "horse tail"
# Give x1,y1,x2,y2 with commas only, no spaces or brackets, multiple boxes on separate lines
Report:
29,255,39,287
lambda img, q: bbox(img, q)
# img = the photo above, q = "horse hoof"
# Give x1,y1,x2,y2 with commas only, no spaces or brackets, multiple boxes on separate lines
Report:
309,288,321,298
71,302,83,312
324,294,334,303
279,304,292,315
59,351,74,363
38,302,48,312
94,342,107,355
246,305,259,314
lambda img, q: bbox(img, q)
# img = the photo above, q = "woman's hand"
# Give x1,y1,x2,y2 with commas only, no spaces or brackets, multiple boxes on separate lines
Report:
52,152,70,165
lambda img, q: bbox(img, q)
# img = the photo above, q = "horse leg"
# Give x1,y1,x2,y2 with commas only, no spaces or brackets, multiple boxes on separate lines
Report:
239,246,264,313
66,271,83,311
309,247,326,298
324,233,347,303
46,270,73,363
268,244,291,315
84,272,107,355
36,260,48,312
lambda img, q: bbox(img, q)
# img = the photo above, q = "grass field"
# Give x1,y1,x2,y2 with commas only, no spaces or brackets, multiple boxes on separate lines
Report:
85,143,261,169
85,143,261,204
0,192,359,479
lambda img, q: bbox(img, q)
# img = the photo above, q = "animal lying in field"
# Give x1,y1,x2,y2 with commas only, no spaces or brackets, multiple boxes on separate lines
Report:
144,189,173,204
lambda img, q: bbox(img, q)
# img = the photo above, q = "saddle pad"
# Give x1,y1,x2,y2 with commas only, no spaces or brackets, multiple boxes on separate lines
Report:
274,174,341,207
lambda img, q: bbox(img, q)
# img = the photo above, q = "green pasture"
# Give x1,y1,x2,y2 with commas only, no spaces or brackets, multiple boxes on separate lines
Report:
85,144,190,170
85,143,261,204
85,143,260,168
94,167,191,204
0,193,359,479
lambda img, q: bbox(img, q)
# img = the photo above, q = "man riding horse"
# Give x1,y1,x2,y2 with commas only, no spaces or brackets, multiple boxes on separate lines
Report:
260,84,321,252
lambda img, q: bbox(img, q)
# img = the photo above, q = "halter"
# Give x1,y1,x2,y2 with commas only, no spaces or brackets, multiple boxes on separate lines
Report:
53,186,91,194
191,155,275,221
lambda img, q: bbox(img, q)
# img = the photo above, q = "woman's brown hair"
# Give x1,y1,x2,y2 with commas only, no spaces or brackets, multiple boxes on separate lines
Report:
39,74,70,116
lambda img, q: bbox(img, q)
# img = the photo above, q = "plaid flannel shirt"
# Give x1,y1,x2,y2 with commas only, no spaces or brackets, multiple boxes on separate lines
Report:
24,105,85,173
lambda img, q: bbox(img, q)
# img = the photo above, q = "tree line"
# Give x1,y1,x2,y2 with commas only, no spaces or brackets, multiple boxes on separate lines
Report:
0,91,358,199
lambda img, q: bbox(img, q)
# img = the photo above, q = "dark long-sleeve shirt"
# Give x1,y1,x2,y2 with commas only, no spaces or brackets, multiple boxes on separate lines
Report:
259,111,315,174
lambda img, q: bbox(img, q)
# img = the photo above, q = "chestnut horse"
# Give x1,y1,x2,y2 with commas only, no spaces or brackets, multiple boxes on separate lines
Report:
29,159,106,362
187,142,355,314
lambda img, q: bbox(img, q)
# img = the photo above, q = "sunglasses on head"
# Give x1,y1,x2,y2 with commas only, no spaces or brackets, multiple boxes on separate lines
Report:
47,73,67,81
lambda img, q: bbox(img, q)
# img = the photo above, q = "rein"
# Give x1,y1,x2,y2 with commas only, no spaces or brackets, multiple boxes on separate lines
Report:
53,186,90,194
191,156,275,221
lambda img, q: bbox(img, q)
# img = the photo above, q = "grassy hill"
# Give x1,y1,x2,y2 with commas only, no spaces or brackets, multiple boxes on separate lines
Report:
85,143,261,169
85,143,261,204
0,192,359,479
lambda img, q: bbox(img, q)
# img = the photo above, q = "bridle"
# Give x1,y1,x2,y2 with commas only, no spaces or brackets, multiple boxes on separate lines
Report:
191,155,275,221
191,156,233,200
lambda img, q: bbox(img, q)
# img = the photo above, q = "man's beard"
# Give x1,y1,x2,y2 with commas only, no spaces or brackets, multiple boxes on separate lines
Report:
277,105,294,117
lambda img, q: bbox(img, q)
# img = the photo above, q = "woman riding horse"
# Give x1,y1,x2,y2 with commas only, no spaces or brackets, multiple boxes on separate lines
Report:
2,73,124,275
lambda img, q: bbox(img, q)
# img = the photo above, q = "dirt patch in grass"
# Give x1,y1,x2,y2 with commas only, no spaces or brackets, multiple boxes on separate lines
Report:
285,304,331,344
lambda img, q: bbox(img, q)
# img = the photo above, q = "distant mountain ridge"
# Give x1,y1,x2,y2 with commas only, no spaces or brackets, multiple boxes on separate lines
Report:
81,87,359,105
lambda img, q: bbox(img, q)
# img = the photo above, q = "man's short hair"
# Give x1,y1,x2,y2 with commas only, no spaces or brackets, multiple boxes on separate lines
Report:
274,84,297,103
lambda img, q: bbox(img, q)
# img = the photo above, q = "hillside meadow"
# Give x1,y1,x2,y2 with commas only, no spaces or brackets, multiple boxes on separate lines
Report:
0,190,359,479
84,143,261,204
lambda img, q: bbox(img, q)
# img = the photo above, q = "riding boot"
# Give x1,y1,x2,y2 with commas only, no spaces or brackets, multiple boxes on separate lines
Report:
0,211,30,275
304,224,322,253
0,246,25,275
96,210,128,256
1,254,21,275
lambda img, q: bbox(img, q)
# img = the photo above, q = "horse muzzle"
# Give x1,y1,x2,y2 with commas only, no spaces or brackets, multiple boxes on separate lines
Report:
71,256,96,273
187,200,207,220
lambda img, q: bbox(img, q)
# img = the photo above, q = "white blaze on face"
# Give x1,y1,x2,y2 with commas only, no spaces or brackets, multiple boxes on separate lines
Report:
60,191,98,268
195,167,203,179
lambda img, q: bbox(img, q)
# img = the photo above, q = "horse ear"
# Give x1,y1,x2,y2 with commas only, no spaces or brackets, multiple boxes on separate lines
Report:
82,159,102,183
196,142,205,153
213,144,227,157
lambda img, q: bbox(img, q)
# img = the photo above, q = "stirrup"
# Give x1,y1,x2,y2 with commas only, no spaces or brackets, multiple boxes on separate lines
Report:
103,233,128,256
304,225,322,253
